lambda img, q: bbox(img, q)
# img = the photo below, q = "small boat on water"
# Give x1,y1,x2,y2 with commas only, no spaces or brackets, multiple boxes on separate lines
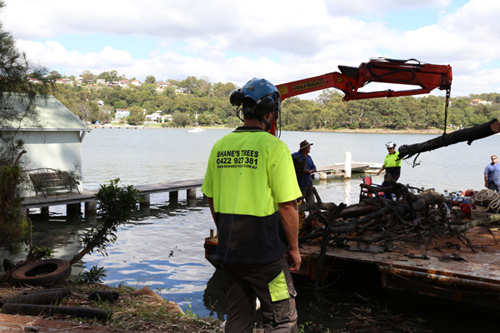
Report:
187,127,206,133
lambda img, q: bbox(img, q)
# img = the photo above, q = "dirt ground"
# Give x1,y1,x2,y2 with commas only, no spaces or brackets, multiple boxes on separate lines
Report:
0,285,126,332
0,313,117,332
0,283,220,333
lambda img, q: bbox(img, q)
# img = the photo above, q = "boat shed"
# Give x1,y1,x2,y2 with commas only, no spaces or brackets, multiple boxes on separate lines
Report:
0,94,90,197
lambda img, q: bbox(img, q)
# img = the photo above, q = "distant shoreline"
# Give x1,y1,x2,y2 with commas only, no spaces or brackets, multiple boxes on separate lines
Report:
90,124,448,135
312,128,447,135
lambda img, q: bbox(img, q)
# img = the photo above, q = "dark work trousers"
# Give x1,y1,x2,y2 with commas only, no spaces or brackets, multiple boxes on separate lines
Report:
488,181,500,192
222,257,298,333
299,185,315,204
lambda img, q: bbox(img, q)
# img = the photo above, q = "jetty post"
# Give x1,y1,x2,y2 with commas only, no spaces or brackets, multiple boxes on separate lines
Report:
140,194,150,207
344,152,352,179
85,201,97,218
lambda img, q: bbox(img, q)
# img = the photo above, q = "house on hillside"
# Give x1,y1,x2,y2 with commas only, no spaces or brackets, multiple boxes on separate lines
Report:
119,80,130,88
145,110,163,123
471,99,492,106
0,94,90,197
115,109,130,121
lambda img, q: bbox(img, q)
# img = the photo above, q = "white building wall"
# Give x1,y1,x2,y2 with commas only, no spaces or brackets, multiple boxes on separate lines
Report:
10,131,84,196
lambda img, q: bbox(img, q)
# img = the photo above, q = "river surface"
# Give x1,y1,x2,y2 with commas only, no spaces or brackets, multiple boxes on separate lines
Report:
8,128,500,331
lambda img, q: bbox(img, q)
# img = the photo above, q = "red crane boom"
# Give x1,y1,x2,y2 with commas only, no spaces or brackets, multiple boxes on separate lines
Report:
271,57,452,135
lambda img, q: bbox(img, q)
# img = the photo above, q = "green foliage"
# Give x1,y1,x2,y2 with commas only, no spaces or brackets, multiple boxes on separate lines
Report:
0,165,28,244
172,111,192,127
27,245,54,259
127,105,146,125
71,179,141,263
94,178,141,237
75,265,108,283
46,66,500,130
0,0,54,247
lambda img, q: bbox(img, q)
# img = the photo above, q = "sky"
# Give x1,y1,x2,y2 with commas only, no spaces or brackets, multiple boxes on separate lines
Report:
2,0,500,98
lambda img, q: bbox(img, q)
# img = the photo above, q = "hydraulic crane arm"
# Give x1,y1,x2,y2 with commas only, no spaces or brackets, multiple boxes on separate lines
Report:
276,58,452,102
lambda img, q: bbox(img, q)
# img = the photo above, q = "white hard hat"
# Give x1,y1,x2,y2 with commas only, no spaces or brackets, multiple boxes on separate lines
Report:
385,141,396,149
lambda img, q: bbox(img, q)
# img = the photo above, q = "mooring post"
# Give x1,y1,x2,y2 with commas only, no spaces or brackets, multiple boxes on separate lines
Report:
344,151,352,179
140,194,150,207
67,203,81,217
169,191,179,204
187,189,197,207
187,189,196,200
41,207,50,217
85,200,97,217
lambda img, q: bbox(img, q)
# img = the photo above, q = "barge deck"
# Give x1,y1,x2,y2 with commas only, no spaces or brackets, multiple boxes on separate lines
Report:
205,215,500,309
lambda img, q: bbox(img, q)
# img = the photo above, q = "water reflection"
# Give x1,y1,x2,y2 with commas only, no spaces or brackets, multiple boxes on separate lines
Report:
1,212,88,276
80,195,217,316
3,178,500,330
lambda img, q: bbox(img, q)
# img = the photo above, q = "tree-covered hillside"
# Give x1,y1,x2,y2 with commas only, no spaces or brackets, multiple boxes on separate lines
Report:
52,72,500,131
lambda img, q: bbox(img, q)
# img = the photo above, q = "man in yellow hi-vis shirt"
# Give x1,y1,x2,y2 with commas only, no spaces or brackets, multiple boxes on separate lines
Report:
202,78,302,332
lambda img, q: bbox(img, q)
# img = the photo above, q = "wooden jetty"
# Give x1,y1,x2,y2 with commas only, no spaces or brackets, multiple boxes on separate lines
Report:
20,157,380,216
312,151,381,179
315,162,380,179
22,179,204,216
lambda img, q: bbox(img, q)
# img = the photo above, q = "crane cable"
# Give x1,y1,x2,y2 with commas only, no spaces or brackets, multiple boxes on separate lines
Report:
442,87,451,135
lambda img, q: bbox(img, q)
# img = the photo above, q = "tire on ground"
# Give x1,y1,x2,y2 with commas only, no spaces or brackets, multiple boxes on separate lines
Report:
10,259,72,286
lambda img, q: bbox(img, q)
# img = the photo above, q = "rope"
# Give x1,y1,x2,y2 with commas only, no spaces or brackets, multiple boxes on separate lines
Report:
472,189,500,213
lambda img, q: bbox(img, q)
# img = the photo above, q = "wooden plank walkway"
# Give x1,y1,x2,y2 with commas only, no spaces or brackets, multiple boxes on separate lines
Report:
20,162,382,211
314,162,381,178
316,163,371,174
21,179,204,212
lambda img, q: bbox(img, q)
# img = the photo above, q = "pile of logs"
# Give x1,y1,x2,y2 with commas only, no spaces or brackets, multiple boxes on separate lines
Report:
298,182,498,254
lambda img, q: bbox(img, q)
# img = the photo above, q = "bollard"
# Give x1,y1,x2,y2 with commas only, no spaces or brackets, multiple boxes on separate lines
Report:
140,193,150,207
344,151,352,179
67,203,81,217
85,201,97,216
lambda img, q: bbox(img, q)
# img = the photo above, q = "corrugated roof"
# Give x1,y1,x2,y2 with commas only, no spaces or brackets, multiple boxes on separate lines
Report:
0,93,89,131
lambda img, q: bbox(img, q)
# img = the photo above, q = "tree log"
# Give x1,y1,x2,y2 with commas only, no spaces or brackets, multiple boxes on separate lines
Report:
399,119,500,160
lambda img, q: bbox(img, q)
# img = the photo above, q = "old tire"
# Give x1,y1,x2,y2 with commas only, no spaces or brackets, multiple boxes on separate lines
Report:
10,259,72,286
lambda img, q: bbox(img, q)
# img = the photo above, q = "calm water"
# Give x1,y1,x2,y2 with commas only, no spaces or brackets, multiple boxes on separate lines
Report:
82,128,497,198
12,128,500,330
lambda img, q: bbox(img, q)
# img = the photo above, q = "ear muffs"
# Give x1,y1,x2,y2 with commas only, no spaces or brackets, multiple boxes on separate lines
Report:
230,89,245,106
254,92,280,116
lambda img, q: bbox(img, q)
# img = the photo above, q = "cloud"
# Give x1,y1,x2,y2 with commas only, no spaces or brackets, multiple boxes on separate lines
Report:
323,0,452,16
2,0,500,96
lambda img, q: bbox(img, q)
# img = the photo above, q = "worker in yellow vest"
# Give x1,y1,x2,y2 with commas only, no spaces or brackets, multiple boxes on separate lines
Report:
202,78,302,332
376,141,402,198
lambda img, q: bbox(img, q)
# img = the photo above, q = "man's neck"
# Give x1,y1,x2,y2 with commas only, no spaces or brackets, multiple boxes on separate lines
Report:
243,118,266,130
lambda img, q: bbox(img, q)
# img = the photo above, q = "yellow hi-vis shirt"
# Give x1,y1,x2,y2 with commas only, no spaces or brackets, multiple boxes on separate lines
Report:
202,128,301,217
201,127,302,264
384,152,402,168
